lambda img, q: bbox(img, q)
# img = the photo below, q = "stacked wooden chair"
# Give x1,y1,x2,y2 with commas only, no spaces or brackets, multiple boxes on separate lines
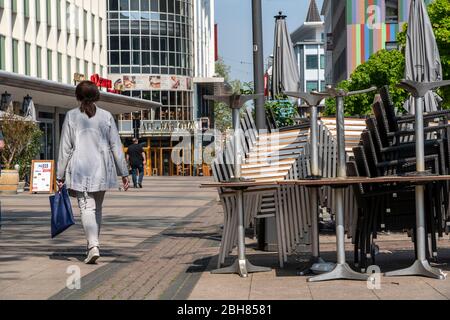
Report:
211,104,371,268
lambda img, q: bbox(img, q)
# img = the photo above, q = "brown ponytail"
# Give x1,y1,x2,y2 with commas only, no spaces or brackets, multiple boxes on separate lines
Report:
75,81,100,118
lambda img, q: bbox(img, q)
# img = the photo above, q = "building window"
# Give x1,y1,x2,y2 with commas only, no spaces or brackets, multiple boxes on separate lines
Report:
386,0,399,24
320,81,326,92
0,0,4,8
0,36,5,70
25,42,31,75
92,13,95,42
84,61,89,76
306,81,318,93
47,49,52,80
76,58,80,74
36,0,41,22
37,46,42,77
99,17,103,45
306,55,318,70
67,56,71,83
12,0,17,13
57,0,61,30
320,55,325,70
57,53,62,82
12,39,19,73
46,0,51,26
24,0,30,18
385,41,399,51
84,10,88,40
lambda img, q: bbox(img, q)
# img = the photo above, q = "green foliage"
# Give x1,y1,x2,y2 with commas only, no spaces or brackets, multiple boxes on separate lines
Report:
0,114,43,180
265,96,296,127
213,59,259,131
428,0,450,108
391,0,450,109
17,125,43,181
214,57,233,132
324,49,408,116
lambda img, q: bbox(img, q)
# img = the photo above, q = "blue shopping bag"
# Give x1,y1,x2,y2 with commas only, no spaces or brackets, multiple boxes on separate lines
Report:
50,186,75,238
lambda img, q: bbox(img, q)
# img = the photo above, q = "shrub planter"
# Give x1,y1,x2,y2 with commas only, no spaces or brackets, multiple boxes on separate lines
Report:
0,169,19,194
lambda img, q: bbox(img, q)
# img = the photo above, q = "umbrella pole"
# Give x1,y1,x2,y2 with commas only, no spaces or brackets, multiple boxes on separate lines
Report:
309,95,369,282
385,95,446,280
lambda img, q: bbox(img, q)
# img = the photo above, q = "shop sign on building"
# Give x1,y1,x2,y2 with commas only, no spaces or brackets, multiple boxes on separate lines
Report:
111,75,192,91
141,120,199,135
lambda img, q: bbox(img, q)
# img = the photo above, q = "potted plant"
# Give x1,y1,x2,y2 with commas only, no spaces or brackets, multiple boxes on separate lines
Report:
0,113,42,194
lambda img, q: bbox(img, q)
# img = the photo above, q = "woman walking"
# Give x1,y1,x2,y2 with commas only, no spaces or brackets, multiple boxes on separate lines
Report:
57,81,129,264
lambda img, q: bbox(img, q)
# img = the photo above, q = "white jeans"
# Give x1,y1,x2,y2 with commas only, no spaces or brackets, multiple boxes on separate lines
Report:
76,192,106,250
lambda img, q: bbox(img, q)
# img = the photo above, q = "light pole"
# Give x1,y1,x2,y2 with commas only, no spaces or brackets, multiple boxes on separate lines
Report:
252,0,266,131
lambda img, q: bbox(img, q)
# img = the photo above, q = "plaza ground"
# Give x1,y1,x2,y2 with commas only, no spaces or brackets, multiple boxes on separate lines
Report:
1,176,450,300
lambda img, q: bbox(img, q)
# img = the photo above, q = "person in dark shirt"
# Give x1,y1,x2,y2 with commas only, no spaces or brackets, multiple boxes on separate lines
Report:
126,138,146,188
0,131,4,150
0,130,4,175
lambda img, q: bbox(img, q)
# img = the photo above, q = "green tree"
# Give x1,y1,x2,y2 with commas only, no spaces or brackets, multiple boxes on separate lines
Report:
0,115,43,180
324,49,407,116
426,0,450,107
213,57,233,132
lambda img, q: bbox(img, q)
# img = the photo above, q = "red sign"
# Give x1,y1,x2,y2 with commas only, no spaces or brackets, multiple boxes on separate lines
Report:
90,74,113,90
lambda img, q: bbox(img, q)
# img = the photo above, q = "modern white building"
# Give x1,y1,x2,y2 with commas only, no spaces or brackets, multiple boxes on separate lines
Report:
0,0,158,162
290,0,325,93
0,0,108,82
108,0,220,176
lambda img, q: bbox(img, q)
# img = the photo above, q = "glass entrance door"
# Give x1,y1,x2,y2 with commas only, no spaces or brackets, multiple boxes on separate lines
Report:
39,121,54,160
160,148,172,176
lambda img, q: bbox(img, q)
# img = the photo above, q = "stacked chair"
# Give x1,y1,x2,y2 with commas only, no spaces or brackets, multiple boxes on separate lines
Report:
212,105,366,268
350,86,450,269
212,105,335,267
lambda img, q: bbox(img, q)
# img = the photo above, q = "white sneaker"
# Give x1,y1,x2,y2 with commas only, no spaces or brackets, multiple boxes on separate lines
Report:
84,247,100,264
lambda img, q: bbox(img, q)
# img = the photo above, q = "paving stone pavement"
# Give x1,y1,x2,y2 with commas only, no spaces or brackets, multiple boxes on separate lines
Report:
0,177,220,300
3,176,450,300
189,235,450,300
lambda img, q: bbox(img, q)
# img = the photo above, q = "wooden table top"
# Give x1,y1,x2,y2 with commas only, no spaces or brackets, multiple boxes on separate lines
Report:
280,175,450,186
200,175,450,189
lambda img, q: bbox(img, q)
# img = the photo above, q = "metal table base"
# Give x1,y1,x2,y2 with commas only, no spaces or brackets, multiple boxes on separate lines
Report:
308,263,369,282
212,259,272,278
385,259,446,280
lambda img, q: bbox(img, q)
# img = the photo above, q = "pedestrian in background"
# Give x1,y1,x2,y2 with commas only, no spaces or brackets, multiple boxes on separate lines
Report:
0,130,4,175
57,81,130,264
126,138,146,189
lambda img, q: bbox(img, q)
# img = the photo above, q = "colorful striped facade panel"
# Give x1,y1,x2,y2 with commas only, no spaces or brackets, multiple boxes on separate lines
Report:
346,0,411,75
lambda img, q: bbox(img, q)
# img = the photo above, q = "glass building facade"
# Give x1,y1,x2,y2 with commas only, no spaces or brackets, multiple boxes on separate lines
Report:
107,0,194,123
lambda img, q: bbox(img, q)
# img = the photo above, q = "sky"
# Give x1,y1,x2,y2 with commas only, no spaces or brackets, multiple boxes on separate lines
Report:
215,0,324,83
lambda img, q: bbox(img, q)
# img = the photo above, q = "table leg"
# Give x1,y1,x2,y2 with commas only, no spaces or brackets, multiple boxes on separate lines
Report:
298,188,335,275
385,185,446,279
212,189,271,278
309,188,369,282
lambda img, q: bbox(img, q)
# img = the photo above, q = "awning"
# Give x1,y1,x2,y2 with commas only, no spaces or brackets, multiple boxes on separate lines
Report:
0,71,161,114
